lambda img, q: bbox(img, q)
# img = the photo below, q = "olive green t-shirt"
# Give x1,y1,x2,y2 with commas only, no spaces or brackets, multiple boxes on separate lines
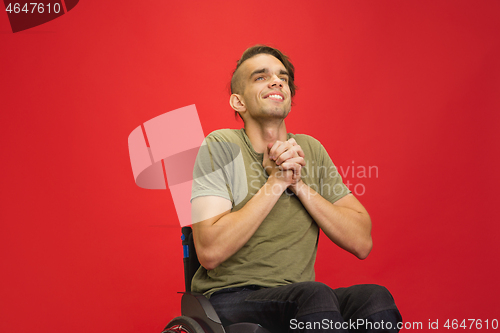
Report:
190,129,350,297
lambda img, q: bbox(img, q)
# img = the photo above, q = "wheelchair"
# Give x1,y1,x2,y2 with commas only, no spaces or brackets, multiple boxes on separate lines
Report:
162,227,272,333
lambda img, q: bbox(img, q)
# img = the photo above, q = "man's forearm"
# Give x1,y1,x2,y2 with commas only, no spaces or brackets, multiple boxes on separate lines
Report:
291,180,373,259
194,178,287,270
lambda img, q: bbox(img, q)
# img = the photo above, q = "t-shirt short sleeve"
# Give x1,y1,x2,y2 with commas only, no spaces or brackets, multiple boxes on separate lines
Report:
191,132,248,206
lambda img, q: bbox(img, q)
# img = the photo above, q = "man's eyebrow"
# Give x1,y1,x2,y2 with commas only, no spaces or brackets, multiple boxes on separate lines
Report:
249,68,289,78
279,69,289,76
249,68,268,77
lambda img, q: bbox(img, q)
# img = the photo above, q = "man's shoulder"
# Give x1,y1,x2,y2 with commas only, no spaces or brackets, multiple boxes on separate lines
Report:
206,128,244,143
289,133,323,147
288,133,332,163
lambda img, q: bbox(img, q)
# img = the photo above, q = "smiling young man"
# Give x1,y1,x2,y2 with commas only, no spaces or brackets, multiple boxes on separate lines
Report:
190,45,402,332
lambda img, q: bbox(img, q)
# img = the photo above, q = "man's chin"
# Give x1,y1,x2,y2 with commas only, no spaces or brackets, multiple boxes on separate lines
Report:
263,106,291,118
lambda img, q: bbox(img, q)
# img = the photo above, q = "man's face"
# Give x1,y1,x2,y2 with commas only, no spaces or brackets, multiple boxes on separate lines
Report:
236,54,292,121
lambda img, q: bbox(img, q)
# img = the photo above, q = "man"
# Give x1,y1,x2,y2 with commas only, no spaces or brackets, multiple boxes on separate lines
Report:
190,45,402,332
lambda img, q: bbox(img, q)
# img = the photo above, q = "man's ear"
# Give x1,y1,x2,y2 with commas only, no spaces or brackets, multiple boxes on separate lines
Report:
229,93,246,115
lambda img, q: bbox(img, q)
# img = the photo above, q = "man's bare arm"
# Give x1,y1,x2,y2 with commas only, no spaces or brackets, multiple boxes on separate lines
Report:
191,154,294,270
270,139,372,259
291,182,372,259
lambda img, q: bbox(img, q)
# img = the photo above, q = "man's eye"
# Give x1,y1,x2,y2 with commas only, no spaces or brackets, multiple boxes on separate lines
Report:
256,77,265,81
280,77,288,82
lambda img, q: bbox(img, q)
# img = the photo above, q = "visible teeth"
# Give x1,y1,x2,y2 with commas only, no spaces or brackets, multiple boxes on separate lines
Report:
269,94,283,100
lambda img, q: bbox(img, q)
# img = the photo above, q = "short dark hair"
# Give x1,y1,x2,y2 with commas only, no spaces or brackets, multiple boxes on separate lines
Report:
230,44,297,99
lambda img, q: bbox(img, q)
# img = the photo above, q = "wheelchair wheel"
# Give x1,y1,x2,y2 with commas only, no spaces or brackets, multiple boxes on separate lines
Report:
162,316,205,333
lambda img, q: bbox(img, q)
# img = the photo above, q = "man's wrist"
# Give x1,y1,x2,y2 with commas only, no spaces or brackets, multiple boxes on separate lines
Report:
265,175,290,195
289,179,306,195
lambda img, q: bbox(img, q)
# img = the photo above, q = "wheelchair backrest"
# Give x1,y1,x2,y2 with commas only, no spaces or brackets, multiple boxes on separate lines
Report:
181,226,201,292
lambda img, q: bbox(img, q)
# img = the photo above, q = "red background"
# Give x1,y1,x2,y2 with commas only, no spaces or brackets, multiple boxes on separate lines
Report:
1,0,499,332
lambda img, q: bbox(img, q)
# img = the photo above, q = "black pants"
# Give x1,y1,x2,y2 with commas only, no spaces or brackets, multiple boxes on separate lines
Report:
209,282,402,333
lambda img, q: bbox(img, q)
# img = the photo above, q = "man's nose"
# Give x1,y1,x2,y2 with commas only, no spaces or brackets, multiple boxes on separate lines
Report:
269,75,283,88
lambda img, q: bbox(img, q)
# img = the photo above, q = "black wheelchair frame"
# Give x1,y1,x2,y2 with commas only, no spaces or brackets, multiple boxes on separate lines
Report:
162,227,271,333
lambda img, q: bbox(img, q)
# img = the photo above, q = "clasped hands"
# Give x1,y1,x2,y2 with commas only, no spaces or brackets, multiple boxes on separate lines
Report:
263,138,306,192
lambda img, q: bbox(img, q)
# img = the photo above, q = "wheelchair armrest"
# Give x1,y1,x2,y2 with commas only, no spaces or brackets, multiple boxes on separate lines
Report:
179,292,226,333
179,292,272,333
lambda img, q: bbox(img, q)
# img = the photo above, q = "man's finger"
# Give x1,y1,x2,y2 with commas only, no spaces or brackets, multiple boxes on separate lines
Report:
273,142,294,162
294,145,305,158
270,141,291,160
287,140,305,158
279,161,302,172
269,141,283,160
283,156,306,167
276,148,306,165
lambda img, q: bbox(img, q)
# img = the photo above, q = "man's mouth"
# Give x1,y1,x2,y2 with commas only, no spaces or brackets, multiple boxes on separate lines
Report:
264,93,284,101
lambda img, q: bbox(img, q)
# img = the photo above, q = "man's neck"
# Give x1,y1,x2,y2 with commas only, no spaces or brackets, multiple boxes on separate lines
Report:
244,119,288,154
